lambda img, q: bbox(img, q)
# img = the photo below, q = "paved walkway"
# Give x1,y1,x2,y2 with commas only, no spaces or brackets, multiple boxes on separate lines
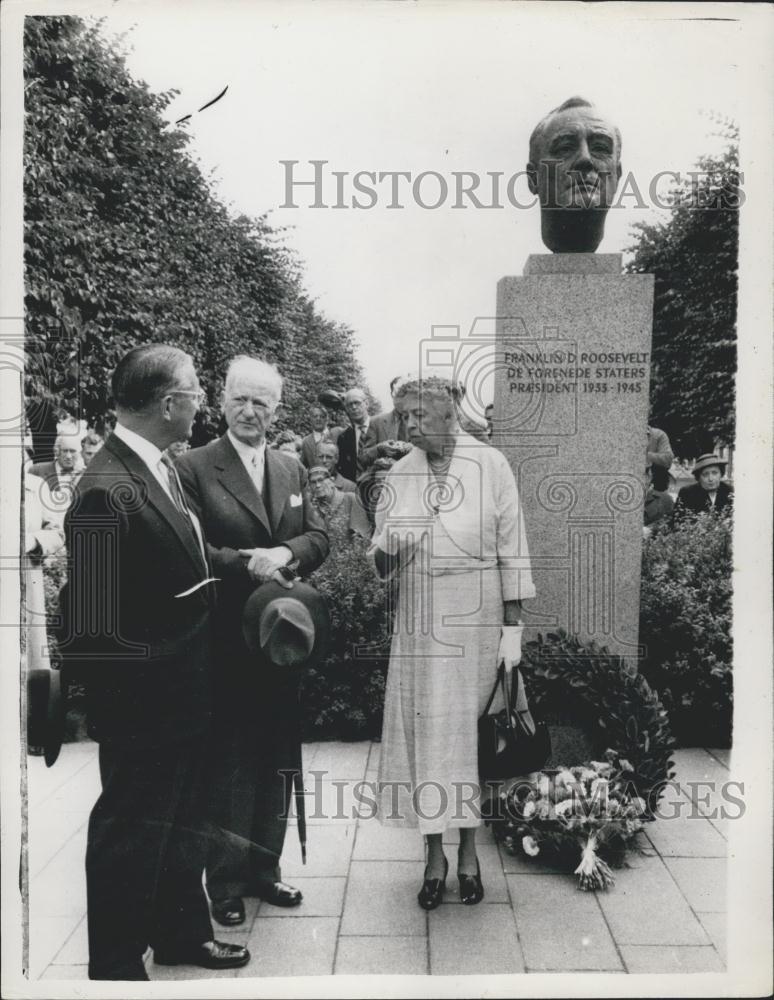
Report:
26,741,728,980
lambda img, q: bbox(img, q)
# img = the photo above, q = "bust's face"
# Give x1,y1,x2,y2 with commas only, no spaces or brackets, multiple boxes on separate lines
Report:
528,105,621,211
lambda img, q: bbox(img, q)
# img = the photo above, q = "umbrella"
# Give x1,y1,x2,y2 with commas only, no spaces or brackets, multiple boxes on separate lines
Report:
293,766,307,864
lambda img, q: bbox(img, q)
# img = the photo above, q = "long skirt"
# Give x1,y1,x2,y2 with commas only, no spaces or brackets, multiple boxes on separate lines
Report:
376,561,504,835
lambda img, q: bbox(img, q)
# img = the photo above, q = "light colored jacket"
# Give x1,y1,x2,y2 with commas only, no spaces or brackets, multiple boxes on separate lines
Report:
371,431,535,601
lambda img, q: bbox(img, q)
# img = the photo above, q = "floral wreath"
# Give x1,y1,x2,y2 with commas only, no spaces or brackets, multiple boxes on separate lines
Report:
495,630,676,890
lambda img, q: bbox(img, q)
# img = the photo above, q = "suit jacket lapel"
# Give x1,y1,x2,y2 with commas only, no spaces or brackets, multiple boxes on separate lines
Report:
264,449,291,534
105,435,207,578
213,435,272,537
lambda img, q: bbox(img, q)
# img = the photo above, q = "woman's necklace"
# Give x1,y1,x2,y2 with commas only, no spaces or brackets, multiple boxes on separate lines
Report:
427,454,451,475
427,452,452,516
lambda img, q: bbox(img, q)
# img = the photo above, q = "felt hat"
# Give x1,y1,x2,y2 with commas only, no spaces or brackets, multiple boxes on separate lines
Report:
242,579,330,669
318,389,345,411
27,667,66,767
692,454,727,477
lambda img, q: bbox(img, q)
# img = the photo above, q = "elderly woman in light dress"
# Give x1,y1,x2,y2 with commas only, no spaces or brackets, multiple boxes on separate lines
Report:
370,376,535,909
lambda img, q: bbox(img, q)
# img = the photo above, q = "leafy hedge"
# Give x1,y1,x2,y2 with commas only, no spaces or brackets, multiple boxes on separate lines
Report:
639,511,732,747
24,16,372,445
303,529,391,740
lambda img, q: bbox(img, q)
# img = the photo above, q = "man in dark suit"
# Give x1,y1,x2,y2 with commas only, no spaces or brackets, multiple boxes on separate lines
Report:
299,405,334,469
29,431,82,490
368,375,410,447
336,388,373,483
338,382,412,483
674,453,733,518
177,355,328,928
61,344,249,980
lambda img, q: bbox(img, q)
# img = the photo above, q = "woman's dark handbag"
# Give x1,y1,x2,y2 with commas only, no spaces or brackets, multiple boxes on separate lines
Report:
478,663,551,781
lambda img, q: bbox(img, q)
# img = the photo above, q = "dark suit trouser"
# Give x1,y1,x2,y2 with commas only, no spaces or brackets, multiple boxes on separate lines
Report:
86,740,213,980
205,677,296,901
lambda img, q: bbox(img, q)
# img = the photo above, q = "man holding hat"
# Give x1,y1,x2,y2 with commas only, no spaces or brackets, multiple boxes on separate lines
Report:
674,454,734,518
61,344,248,979
177,355,328,928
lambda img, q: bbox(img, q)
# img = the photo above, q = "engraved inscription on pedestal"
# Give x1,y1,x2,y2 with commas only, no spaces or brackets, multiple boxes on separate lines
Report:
494,253,654,662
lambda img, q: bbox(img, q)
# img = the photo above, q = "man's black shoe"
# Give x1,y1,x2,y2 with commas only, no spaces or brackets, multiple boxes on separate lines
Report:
154,940,250,970
211,896,246,926
256,880,303,908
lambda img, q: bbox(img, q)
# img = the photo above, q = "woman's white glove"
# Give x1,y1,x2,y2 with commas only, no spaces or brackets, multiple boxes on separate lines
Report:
498,625,524,675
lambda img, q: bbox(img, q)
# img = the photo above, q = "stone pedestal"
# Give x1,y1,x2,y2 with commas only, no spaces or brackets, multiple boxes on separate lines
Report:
493,253,654,662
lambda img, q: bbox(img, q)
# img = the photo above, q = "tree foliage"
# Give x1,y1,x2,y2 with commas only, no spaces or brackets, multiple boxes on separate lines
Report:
625,120,738,456
24,15,370,445
639,511,732,747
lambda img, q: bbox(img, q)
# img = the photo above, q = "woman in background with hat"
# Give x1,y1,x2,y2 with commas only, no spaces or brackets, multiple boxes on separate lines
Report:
673,453,734,518
370,376,535,910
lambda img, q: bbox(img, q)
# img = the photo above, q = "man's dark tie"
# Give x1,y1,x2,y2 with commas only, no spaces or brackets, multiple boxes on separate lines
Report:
160,454,206,567
396,413,408,442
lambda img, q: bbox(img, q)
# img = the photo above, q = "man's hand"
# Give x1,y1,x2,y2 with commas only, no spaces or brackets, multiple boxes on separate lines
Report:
238,546,293,584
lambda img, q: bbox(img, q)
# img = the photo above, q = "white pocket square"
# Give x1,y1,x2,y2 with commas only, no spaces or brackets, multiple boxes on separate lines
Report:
290,493,303,508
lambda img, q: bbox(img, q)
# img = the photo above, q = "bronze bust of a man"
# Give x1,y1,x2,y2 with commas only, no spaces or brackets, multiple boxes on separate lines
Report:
527,96,622,253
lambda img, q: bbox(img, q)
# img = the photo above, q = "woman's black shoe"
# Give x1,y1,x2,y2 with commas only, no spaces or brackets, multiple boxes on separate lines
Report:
417,856,448,910
458,858,484,905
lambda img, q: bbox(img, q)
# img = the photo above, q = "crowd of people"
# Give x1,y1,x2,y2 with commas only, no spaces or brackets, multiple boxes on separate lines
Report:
22,345,734,979
643,425,733,535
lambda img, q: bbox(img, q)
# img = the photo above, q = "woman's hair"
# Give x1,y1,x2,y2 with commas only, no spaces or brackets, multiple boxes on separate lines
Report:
394,376,463,419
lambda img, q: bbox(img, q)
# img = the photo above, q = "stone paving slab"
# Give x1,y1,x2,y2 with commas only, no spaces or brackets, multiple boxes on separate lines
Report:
674,748,734,839
239,916,339,977
40,964,89,981
48,914,87,965
706,748,730,769
696,911,727,965
596,855,711,946
619,944,724,973
25,741,731,981
353,819,425,861
280,821,356,877
428,902,525,975
663,857,727,914
289,775,375,825
30,828,88,917
26,742,96,808
29,914,84,980
646,808,728,858
335,935,428,976
340,861,426,936
508,874,622,971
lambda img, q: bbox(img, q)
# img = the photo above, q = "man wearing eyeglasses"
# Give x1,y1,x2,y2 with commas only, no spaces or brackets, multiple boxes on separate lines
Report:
177,355,328,929
61,344,249,979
